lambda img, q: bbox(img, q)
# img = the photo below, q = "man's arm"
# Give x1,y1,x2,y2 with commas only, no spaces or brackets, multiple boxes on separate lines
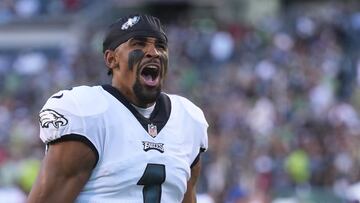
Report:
182,160,202,203
27,140,97,203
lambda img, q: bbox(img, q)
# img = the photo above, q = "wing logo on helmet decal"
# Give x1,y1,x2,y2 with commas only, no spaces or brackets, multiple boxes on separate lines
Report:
121,16,140,30
39,109,68,128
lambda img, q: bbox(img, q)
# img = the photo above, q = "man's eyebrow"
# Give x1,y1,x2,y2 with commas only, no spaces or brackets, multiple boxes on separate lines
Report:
155,39,167,45
129,37,147,42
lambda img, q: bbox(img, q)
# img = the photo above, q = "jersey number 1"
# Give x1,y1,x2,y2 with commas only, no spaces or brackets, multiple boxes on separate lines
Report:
137,163,166,203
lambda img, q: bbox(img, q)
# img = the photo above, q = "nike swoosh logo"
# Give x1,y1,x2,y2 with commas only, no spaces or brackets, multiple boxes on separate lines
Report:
51,93,63,99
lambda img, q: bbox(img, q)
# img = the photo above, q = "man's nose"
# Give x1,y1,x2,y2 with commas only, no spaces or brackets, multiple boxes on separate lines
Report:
145,43,160,58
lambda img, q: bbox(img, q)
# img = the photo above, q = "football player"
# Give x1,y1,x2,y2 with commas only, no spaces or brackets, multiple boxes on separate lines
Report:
27,14,208,203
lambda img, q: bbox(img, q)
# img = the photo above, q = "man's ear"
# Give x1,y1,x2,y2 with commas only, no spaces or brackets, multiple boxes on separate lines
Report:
104,50,118,69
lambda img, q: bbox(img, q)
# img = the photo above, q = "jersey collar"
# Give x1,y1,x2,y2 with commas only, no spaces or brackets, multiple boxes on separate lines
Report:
102,84,171,136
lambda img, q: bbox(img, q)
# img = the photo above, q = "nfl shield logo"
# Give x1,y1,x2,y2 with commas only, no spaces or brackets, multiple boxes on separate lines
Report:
148,123,158,138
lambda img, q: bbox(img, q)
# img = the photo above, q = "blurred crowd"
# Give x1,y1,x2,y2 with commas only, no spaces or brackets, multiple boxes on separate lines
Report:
0,0,93,23
1,1,360,203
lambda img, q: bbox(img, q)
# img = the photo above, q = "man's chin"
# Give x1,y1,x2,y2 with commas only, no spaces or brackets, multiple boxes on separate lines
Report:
134,78,162,105
134,88,161,105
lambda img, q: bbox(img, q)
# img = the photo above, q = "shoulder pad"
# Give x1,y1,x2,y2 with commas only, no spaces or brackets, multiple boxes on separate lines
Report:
168,94,208,127
42,86,108,117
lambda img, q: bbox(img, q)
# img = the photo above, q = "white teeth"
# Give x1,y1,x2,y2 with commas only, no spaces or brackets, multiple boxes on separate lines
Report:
146,65,158,69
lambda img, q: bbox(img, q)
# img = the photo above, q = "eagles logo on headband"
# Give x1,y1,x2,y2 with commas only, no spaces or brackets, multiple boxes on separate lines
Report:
121,16,140,30
102,14,168,53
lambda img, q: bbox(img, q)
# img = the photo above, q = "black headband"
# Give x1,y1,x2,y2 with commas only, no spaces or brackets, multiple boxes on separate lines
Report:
102,14,167,53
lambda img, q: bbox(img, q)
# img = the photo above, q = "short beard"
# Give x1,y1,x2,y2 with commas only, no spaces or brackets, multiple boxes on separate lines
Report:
133,77,161,105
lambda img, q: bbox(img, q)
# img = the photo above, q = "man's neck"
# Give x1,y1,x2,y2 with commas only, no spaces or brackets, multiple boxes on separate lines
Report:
132,103,156,118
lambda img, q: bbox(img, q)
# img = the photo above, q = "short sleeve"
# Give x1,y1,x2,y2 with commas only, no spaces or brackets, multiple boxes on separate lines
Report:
171,94,209,167
38,88,104,163
179,95,209,152
39,90,86,143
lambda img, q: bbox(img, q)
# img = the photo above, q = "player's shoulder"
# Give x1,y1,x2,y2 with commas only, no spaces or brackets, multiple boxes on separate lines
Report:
61,85,103,97
42,85,108,116
167,94,208,126
47,85,104,103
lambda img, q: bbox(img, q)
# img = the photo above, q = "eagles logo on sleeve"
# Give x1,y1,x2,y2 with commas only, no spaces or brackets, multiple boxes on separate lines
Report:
39,109,68,128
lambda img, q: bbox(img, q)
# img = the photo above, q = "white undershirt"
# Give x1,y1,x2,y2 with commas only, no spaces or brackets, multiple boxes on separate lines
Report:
132,103,156,119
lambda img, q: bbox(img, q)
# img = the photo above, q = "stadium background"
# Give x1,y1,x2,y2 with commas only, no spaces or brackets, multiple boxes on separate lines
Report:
0,0,360,202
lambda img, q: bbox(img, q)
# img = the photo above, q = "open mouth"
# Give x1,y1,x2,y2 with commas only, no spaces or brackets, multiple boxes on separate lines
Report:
140,64,160,87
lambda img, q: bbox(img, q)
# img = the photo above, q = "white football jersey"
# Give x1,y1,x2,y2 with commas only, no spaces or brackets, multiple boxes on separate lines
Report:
39,85,208,203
